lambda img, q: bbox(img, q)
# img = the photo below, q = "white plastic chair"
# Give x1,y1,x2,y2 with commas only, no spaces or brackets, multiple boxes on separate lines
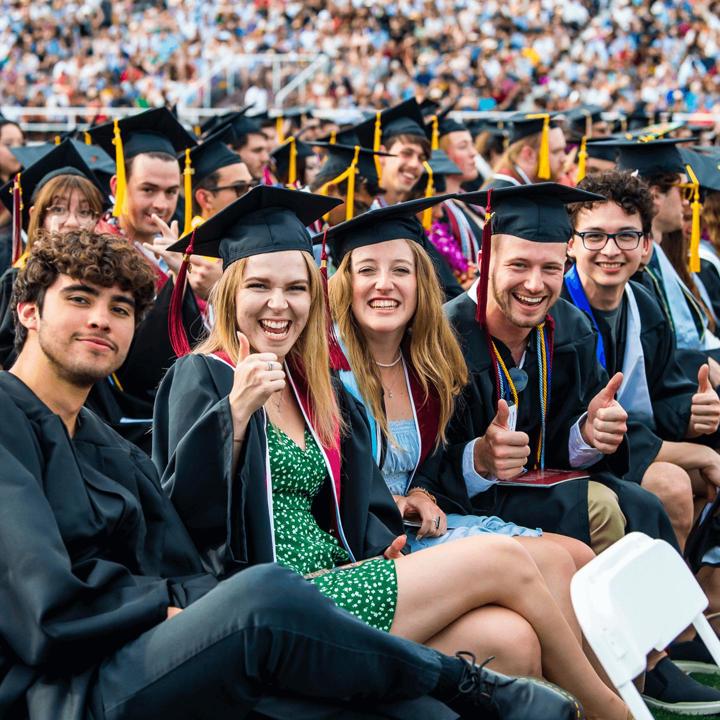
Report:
570,532,720,720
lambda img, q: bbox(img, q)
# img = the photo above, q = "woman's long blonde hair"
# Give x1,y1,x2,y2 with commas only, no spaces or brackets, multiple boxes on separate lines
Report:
329,240,468,447
27,174,104,246
194,251,342,445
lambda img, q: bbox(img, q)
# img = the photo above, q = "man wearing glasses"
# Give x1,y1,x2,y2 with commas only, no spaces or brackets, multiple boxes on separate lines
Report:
564,170,720,553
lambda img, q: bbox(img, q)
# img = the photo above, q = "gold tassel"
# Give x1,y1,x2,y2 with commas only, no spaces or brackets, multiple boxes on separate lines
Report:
421,160,434,230
276,115,285,144
54,135,61,145
287,138,298,186
528,113,551,180
345,146,361,221
329,130,337,145
686,164,702,273
112,119,126,218
83,131,92,145
430,116,439,151
576,136,588,183
373,111,383,183
194,125,201,137
183,148,194,235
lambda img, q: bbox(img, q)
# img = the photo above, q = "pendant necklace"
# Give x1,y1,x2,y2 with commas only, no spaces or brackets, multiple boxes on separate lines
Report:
378,358,403,399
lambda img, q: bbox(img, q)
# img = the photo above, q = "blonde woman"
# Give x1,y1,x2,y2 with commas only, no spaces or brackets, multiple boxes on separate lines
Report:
153,187,630,720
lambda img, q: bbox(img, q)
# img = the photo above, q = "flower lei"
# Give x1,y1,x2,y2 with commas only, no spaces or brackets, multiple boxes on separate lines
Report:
427,219,475,284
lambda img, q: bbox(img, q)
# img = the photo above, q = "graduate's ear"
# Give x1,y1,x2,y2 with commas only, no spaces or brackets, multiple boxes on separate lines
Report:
109,175,118,197
641,233,651,255
518,143,537,166
15,300,40,333
194,187,212,214
567,232,577,259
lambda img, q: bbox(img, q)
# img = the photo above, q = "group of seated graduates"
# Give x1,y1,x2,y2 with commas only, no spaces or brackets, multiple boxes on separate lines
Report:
4,100,720,720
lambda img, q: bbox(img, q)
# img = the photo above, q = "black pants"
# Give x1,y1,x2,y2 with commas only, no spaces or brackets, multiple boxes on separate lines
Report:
89,564,458,720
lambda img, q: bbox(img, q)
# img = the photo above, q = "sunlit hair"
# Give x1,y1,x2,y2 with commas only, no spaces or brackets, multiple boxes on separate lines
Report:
329,240,468,446
490,133,541,176
27,174,104,246
703,192,720,254
194,251,342,445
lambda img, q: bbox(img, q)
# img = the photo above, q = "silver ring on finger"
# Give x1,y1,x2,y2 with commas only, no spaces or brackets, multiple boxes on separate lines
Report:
267,361,274,372
434,516,441,530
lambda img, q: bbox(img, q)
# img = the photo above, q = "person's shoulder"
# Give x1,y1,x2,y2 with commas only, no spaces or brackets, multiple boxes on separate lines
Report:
550,297,595,349
444,290,476,324
628,279,668,328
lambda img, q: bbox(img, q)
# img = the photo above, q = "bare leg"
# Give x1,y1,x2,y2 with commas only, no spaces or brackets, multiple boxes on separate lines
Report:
426,605,542,677
541,532,596,569
390,535,627,720
642,462,693,550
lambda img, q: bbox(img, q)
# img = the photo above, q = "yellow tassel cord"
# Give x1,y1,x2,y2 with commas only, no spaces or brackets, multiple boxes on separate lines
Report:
112,119,126,218
316,146,361,221
54,135,61,145
329,130,337,145
528,113,550,180
686,163,702,273
373,111,383,183
83,131,92,145
276,115,285,145
430,116,439,151
576,136,588,183
193,125,201,137
287,138,298,186
183,148,194,235
12,250,29,270
421,160,434,230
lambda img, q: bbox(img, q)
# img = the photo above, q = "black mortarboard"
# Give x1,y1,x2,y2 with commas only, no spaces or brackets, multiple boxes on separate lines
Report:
355,99,427,150
270,139,314,183
565,105,605,138
0,139,107,225
462,182,603,244
425,102,467,149
418,149,462,195
10,140,114,177
318,193,455,264
680,148,720,193
200,105,254,137
167,185,341,268
315,127,362,146
184,137,244,184
419,98,441,118
87,107,196,160
591,137,691,177
460,182,604,325
313,142,392,187
585,138,619,163
207,112,263,148
508,111,562,144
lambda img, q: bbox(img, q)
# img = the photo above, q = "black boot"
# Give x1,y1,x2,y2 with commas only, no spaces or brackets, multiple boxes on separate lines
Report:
446,652,586,720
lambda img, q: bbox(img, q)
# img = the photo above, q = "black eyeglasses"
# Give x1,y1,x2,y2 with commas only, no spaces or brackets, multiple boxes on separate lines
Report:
574,230,645,251
209,181,257,197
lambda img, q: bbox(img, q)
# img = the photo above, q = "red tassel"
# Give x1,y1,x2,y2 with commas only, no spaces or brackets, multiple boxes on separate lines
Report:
475,188,493,326
168,230,196,358
320,228,350,371
11,173,23,265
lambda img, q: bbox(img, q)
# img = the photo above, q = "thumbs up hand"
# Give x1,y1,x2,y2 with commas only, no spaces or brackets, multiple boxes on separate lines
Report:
473,399,531,480
580,372,628,454
689,364,720,437
229,332,286,433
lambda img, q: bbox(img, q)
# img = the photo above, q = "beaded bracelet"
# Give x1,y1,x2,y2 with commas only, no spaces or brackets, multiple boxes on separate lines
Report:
407,487,437,504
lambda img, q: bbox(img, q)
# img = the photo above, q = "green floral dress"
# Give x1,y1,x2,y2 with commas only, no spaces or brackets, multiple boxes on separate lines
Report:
268,424,398,632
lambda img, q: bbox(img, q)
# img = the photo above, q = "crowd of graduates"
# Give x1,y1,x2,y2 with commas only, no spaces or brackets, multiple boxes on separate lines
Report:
5,97,720,719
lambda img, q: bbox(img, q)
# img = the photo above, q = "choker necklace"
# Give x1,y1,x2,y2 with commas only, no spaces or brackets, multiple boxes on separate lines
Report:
375,353,402,368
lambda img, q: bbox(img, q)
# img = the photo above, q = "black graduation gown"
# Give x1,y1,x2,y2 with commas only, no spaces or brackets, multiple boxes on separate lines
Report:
0,371,216,720
0,265,205,454
423,241,464,300
699,258,720,329
412,293,677,547
152,353,404,579
561,281,695,484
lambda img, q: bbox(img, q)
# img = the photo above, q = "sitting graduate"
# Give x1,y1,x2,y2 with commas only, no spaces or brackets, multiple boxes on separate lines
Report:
152,186,630,720
1,228,587,720
564,170,720,551
413,183,677,554
0,140,106,369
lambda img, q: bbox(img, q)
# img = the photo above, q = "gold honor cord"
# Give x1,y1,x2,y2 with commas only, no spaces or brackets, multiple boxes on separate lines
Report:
421,160,434,230
112,118,127,218
527,113,551,180
84,131,92,145
430,116,439,151
576,136,588,183
373,111,383,182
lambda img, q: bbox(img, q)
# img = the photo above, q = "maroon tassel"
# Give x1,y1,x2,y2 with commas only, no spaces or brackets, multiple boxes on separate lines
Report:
320,228,350,371
168,230,196,358
475,188,493,326
11,173,23,266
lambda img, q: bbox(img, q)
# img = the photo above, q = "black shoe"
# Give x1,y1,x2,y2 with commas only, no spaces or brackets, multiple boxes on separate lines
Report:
446,652,585,720
669,637,720,676
643,657,720,715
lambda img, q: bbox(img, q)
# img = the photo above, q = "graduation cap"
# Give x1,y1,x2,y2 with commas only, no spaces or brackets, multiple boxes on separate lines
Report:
590,137,691,178
184,137,244,185
313,143,393,221
565,105,605,137
425,102,466,151
207,112,264,148
318,193,455,265
87,107,196,230
419,98,441,118
199,105,254,138
418,150,462,220
270,138,314,186
166,185,342,356
270,106,315,144
315,126,362,147
1,140,108,265
507,112,562,180
460,183,605,325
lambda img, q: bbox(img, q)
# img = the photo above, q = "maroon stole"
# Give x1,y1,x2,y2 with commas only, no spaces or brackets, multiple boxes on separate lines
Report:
407,363,441,466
